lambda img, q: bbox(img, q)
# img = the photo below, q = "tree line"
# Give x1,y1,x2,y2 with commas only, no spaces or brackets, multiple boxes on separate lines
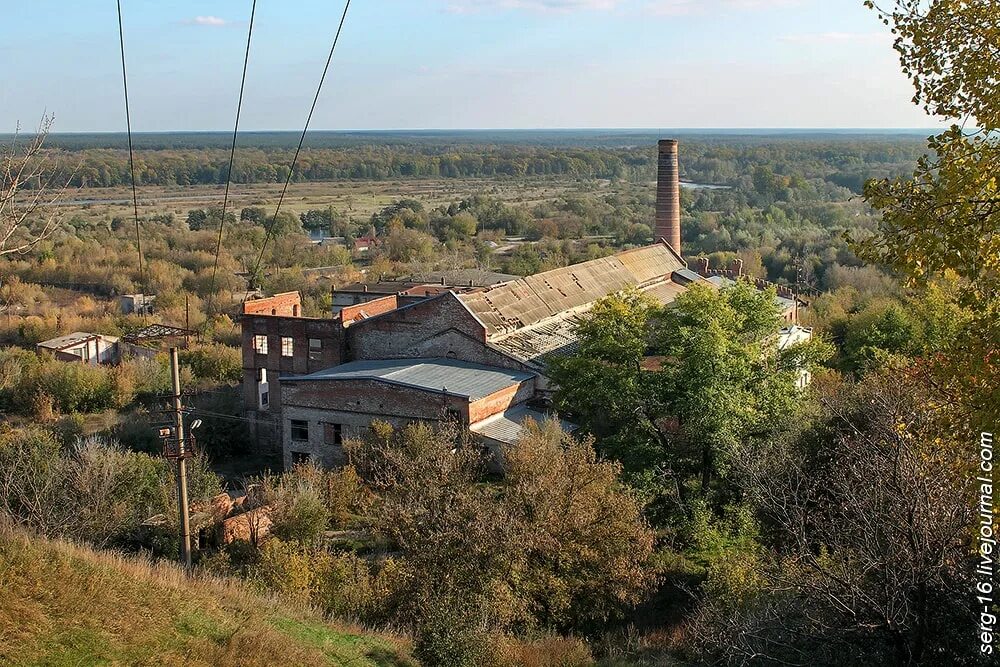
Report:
20,137,929,191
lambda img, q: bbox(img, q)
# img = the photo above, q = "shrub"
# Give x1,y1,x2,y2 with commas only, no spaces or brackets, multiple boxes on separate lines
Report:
264,465,332,546
414,594,499,667
0,430,220,549
179,344,242,385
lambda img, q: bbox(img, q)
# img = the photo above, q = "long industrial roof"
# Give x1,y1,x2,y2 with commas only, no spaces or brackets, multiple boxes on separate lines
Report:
458,241,686,337
283,357,535,400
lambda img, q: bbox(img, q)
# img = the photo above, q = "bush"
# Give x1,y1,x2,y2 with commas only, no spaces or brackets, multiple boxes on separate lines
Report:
414,595,499,667
0,430,221,549
179,344,242,385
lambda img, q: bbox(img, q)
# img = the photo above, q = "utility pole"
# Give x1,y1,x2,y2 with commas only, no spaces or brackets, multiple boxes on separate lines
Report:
169,347,192,569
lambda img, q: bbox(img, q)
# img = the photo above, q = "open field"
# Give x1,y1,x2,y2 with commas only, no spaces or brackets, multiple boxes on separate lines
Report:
46,177,619,224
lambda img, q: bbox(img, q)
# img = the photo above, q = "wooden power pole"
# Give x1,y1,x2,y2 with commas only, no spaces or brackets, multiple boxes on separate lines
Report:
169,347,192,569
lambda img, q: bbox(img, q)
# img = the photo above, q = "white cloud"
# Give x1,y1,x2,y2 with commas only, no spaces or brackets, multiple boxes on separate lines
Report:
182,16,230,27
780,31,886,43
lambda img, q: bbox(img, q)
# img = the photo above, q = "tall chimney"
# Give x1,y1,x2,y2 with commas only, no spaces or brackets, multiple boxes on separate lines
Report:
655,139,681,254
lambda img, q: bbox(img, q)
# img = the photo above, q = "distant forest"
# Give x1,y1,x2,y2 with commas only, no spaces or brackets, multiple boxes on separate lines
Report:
15,131,932,193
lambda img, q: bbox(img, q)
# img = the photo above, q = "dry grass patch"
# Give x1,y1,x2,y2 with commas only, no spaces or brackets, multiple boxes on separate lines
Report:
0,524,413,666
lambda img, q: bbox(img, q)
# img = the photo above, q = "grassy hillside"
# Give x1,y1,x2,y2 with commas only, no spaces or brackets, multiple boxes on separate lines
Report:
0,525,414,666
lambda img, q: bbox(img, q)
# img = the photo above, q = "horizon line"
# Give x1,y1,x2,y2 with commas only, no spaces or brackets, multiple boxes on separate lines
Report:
32,126,945,135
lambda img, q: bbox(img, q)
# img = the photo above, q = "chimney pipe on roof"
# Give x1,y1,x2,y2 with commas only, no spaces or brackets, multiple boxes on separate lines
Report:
655,139,681,254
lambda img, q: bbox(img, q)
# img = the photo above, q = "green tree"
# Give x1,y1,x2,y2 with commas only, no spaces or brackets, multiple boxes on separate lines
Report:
349,420,655,656
550,283,830,520
860,0,1000,427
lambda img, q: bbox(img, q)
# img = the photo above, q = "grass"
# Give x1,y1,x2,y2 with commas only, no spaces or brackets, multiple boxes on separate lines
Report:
49,176,599,225
0,523,415,666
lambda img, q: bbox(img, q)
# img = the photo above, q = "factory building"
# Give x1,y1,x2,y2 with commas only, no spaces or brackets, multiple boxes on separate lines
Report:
240,139,811,468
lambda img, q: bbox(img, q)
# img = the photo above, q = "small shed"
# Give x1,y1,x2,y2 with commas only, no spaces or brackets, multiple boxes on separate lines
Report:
37,332,120,365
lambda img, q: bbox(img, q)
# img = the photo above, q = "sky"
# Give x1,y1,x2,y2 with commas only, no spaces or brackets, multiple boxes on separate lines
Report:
0,0,940,132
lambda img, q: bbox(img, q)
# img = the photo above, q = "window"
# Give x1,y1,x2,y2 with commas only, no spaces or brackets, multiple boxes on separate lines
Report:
309,338,322,361
290,419,309,442
257,368,269,409
253,335,268,355
324,423,343,446
291,451,310,465
281,337,294,357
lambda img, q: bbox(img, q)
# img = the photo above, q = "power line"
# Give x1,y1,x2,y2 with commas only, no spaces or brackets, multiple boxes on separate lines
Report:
185,406,277,425
116,0,145,297
245,0,352,300
206,0,258,317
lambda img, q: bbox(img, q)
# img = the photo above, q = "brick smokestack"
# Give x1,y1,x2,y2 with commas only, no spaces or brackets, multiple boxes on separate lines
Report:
655,139,681,253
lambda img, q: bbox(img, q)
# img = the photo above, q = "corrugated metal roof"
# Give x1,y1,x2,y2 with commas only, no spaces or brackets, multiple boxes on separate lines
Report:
672,268,706,285
459,242,685,337
470,404,577,445
491,314,584,371
490,276,688,370
283,357,535,400
413,269,518,287
642,280,686,304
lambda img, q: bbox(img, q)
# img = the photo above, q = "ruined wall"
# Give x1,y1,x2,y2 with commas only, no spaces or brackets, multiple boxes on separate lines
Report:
241,314,344,453
339,294,399,326
346,292,486,360
243,291,302,317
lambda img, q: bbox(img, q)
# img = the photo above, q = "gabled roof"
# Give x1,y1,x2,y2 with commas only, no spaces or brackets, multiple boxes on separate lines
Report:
283,357,535,400
458,241,685,337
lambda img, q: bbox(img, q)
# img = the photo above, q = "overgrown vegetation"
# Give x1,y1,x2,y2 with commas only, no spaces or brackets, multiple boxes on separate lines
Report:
0,520,415,666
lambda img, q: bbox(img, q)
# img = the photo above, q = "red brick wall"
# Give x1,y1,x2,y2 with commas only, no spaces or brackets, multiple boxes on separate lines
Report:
241,314,345,452
339,294,399,326
243,292,302,317
468,379,535,423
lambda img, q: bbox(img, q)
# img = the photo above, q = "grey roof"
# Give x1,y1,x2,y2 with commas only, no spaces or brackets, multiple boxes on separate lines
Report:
284,357,535,400
37,331,117,350
672,268,706,285
491,314,584,372
470,404,577,445
489,277,687,372
459,242,686,337
413,269,518,287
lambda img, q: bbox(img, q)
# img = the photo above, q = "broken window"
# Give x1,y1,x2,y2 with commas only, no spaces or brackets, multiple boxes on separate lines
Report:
291,451,310,465
309,338,322,361
281,336,294,357
290,419,309,442
253,335,268,355
324,423,343,446
257,368,269,409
